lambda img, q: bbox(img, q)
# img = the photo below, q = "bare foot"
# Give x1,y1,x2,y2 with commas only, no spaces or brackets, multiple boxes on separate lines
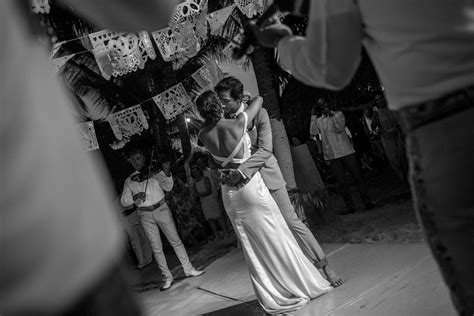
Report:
322,265,344,287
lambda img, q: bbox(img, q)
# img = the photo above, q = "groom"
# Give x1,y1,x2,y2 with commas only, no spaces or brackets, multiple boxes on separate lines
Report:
214,77,343,287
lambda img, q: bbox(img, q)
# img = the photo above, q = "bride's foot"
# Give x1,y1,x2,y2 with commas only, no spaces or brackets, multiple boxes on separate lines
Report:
322,265,344,287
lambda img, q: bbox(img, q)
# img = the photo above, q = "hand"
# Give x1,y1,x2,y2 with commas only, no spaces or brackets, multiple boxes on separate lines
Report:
249,20,293,48
133,192,146,206
234,177,250,189
226,169,245,187
219,169,245,187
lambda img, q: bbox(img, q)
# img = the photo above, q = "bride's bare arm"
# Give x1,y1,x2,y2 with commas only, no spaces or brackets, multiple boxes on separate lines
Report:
241,96,263,127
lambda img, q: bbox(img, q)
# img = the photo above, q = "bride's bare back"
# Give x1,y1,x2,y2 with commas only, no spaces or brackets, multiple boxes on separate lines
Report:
199,96,263,161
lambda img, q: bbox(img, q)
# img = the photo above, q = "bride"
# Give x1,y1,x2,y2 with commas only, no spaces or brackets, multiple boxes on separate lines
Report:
196,90,332,314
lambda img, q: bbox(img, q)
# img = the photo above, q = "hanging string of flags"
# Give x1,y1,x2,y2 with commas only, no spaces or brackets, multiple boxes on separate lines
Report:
78,59,222,151
107,104,149,141
44,1,273,151
152,59,222,119
89,30,157,80
191,64,214,92
153,83,193,120
49,0,273,76
78,121,99,151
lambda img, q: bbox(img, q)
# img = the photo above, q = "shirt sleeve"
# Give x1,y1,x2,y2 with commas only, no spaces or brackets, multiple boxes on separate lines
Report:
120,178,135,207
277,0,363,90
156,171,174,192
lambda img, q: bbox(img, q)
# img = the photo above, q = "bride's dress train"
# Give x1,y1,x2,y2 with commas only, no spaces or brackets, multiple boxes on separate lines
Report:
211,113,332,314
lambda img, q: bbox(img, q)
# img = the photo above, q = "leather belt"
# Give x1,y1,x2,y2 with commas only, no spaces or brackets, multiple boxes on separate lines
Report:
137,198,166,212
399,85,474,132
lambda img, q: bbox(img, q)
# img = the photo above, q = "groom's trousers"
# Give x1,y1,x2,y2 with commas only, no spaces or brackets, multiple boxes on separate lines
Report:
270,187,328,269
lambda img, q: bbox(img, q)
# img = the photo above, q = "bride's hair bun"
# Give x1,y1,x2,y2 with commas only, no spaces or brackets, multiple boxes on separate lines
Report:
196,90,223,125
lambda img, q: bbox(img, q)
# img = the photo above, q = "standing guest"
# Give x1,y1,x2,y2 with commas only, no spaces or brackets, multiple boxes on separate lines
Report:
371,94,408,182
310,98,374,214
252,0,474,312
190,165,230,241
121,149,204,291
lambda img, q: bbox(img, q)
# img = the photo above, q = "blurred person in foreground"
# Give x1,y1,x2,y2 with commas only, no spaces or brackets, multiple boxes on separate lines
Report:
0,0,178,315
251,0,474,313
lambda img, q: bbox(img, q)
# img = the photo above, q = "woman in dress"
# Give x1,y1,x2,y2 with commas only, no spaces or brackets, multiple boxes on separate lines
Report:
196,91,332,314
190,165,230,241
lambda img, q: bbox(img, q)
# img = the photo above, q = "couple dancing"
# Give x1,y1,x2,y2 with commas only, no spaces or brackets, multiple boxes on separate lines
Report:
196,77,342,314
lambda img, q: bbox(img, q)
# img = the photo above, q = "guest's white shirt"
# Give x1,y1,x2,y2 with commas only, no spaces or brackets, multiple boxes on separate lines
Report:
121,171,174,207
278,0,474,110
311,112,355,160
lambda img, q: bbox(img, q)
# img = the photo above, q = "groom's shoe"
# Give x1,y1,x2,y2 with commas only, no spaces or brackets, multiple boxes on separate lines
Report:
160,280,174,291
186,269,205,278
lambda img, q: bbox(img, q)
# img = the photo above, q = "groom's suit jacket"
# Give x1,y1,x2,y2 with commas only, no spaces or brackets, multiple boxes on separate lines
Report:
237,108,286,191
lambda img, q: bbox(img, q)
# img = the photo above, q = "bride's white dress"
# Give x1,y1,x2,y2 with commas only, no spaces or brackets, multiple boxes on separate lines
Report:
211,113,332,314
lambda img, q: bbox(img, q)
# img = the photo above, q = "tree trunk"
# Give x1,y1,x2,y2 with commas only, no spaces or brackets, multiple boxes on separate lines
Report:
250,46,297,189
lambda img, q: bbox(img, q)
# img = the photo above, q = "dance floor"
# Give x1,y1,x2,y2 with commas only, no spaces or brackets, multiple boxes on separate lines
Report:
138,243,457,315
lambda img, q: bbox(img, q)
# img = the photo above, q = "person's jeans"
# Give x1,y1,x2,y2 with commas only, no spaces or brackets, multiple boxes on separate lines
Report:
399,86,474,315
329,153,372,210
270,187,328,268
138,203,194,282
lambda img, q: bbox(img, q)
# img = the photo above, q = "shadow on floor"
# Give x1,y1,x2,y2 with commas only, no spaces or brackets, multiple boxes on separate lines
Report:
202,299,265,316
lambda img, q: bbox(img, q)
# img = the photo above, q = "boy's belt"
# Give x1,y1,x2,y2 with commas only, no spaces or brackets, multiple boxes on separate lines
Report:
137,198,166,212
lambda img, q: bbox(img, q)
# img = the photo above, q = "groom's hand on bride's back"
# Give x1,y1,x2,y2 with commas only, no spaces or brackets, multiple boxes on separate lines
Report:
220,169,248,188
